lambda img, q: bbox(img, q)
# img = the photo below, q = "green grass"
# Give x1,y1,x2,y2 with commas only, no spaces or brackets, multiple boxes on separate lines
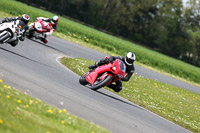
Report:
60,57,200,133
0,80,109,133
0,0,199,85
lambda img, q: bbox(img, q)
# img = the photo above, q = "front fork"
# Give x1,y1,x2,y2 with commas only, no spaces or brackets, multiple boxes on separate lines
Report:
99,73,113,86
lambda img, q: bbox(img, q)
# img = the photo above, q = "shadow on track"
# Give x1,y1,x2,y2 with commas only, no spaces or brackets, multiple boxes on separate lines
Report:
27,38,45,45
27,38,65,54
96,89,144,110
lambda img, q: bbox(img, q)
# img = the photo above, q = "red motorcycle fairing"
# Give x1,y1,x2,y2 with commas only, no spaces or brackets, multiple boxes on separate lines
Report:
86,59,126,86
34,20,53,33
86,63,113,85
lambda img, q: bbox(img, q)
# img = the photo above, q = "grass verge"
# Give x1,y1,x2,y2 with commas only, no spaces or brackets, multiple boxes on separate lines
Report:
0,79,109,133
60,57,200,133
0,0,199,85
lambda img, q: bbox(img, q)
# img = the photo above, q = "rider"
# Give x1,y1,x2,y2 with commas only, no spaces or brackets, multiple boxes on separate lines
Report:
28,16,59,43
1,14,30,46
88,52,136,92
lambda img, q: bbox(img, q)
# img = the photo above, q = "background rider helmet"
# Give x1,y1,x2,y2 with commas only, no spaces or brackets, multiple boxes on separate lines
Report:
125,52,136,66
50,16,59,25
21,14,30,24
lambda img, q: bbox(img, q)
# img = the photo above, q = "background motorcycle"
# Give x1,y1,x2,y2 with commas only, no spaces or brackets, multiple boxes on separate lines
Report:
0,20,25,47
27,19,53,43
79,59,126,90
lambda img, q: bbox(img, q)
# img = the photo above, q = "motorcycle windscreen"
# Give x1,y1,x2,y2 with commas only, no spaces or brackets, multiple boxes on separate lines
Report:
118,59,126,72
34,20,43,32
115,59,126,78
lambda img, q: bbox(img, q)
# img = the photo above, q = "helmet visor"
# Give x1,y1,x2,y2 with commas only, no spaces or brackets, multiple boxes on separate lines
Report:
50,20,55,25
125,57,134,65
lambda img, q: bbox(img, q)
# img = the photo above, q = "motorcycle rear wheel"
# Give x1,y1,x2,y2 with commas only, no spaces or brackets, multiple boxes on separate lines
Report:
91,75,112,91
9,39,18,47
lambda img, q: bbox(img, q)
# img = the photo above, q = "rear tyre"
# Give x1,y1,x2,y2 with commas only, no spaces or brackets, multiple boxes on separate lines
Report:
0,32,10,43
79,72,88,85
91,75,112,91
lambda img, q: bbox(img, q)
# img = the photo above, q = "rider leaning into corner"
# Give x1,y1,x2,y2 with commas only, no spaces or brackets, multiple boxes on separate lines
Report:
1,14,30,46
88,52,136,92
28,16,59,43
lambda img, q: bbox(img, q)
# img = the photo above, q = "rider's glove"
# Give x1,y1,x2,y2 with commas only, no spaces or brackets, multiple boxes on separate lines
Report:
3,17,10,22
108,57,114,63
4,18,9,22
88,64,97,69
12,17,19,21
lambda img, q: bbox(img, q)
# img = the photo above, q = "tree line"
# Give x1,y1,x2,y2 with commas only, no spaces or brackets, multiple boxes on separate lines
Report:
17,0,200,66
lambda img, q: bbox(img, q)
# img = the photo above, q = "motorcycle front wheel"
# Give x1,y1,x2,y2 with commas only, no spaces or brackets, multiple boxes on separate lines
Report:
79,72,88,85
91,75,112,91
0,32,10,43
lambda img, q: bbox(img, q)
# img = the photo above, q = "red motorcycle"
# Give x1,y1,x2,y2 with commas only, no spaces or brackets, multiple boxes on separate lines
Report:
27,19,53,43
79,58,126,90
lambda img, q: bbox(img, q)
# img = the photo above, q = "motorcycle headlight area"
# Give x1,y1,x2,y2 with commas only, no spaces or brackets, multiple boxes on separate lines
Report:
35,22,42,30
112,66,116,72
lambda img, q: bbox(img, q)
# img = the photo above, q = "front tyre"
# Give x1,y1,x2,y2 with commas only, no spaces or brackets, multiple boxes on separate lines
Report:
79,72,88,85
91,75,112,91
0,32,10,43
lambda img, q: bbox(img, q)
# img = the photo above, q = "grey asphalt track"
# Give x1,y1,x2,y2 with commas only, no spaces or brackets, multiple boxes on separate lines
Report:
0,34,196,133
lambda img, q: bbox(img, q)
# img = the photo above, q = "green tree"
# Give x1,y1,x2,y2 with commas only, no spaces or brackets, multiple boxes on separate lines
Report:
182,0,200,66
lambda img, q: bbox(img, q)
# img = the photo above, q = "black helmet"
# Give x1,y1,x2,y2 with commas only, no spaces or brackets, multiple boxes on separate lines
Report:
21,14,30,24
125,52,136,66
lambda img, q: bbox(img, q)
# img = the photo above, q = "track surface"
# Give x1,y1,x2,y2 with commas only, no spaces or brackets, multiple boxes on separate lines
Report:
0,34,197,132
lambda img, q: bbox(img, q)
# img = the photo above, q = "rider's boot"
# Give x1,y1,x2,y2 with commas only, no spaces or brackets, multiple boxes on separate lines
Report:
107,84,122,92
107,81,122,92
42,38,48,44
19,36,25,41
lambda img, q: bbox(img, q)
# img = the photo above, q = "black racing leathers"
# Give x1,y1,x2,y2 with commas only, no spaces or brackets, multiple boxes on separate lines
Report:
94,56,135,92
